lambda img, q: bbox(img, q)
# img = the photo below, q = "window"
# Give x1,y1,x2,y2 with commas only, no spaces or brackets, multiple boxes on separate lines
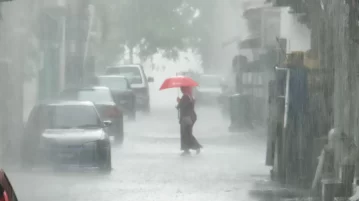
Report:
106,67,143,84
97,77,129,90
77,90,113,103
49,105,101,129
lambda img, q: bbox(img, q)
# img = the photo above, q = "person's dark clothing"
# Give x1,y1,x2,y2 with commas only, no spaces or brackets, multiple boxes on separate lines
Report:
177,94,196,121
177,94,202,151
180,119,201,151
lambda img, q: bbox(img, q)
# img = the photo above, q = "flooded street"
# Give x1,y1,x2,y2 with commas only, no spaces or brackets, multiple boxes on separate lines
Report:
0,0,356,201
6,106,268,201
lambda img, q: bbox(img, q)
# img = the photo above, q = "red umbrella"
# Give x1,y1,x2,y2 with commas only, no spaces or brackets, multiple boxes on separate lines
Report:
159,76,198,90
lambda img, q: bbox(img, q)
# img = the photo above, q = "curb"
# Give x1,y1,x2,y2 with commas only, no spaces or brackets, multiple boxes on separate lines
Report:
249,188,308,199
249,178,312,201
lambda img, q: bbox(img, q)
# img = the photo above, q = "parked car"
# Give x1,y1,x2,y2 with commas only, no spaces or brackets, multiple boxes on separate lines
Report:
58,86,124,143
105,64,154,113
89,75,136,120
195,74,224,105
21,101,112,172
0,169,18,201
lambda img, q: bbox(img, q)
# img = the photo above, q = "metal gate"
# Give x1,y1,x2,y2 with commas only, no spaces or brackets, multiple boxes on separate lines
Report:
238,65,269,125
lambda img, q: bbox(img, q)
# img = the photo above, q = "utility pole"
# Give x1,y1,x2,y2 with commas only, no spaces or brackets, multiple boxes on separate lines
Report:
82,4,95,80
66,0,90,87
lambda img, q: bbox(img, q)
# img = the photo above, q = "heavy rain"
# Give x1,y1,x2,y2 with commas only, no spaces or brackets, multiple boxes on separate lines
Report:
0,0,356,201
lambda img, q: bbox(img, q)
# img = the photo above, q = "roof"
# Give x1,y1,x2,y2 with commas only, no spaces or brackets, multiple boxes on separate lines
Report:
200,74,223,79
63,86,110,91
107,64,142,68
36,100,95,107
243,4,273,19
97,75,127,79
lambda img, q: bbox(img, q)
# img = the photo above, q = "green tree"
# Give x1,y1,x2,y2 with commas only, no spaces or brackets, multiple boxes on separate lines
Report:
97,0,214,66
181,0,216,69
114,0,197,62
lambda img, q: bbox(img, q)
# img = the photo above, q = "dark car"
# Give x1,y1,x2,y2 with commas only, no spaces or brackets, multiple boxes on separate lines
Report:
58,86,124,143
105,64,154,113
90,75,136,120
21,101,112,172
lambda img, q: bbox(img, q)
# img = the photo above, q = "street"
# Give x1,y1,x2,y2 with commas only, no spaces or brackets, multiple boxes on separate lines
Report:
0,0,349,200
6,106,269,201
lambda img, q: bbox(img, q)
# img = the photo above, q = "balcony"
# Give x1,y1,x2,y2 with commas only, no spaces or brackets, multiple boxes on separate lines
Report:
42,0,66,18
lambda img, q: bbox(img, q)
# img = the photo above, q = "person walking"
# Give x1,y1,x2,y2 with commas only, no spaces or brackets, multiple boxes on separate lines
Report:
176,86,202,156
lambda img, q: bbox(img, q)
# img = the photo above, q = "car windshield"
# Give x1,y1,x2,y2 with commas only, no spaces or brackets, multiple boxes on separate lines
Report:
106,67,142,84
77,90,113,103
199,76,222,88
97,77,129,90
49,105,101,129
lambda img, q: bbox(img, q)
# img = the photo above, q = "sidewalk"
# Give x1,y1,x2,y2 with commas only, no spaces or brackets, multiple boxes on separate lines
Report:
249,178,316,201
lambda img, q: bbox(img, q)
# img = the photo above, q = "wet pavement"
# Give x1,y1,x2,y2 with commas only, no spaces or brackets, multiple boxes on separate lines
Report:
6,106,269,201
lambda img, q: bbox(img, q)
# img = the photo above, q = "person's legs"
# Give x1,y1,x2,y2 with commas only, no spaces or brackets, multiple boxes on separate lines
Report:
180,123,191,155
189,122,202,154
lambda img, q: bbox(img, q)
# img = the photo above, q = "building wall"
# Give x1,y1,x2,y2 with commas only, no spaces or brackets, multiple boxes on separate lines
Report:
0,0,38,161
329,0,357,144
279,7,311,53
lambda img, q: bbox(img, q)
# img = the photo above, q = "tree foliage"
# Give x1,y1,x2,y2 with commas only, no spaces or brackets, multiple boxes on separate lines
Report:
182,0,216,67
96,0,216,65
113,0,197,60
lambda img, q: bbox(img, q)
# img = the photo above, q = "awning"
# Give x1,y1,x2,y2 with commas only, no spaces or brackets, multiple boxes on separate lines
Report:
243,7,263,19
243,4,272,19
239,37,261,49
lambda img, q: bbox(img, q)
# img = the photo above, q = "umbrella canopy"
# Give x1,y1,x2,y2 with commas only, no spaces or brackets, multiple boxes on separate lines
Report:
159,76,198,90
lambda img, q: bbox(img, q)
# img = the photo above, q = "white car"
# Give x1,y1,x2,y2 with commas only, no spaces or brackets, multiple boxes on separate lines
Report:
196,74,224,104
105,64,154,113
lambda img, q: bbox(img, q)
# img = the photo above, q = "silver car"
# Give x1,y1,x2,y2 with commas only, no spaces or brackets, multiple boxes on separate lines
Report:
21,101,112,172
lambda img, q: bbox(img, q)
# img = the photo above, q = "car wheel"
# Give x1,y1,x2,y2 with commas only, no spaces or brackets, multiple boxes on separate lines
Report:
128,106,136,120
143,102,151,114
116,133,124,145
99,149,112,173
115,116,124,144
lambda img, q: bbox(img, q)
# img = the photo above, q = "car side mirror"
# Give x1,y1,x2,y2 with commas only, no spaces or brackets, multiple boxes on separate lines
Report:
103,120,112,127
147,77,154,82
